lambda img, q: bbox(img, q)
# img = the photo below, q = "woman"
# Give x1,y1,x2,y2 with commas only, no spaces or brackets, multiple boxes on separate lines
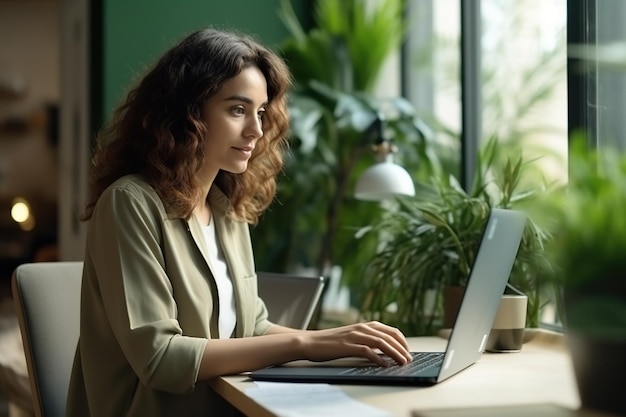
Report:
66,28,411,417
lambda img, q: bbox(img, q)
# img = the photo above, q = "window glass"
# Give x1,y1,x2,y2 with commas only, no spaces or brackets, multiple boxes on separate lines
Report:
595,0,626,151
408,0,567,181
482,0,567,185
482,1,567,326
407,0,568,326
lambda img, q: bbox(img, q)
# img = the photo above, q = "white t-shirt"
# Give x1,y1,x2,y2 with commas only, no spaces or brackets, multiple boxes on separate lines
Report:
202,219,237,339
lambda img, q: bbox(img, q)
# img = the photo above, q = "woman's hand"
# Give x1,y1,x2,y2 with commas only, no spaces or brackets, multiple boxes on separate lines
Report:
296,321,412,367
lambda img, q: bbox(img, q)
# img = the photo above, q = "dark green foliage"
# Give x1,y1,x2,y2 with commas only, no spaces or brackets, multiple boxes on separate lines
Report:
358,139,556,335
546,136,626,339
252,0,442,286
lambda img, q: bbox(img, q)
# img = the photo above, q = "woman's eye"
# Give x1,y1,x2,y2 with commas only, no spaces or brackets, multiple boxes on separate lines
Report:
231,107,245,116
257,109,266,120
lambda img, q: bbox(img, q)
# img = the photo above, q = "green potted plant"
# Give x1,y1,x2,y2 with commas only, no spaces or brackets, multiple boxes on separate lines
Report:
544,137,626,416
356,138,555,336
252,0,442,286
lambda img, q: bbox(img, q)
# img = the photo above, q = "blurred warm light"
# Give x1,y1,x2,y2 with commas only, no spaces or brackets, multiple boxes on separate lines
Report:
11,197,35,231
11,199,30,223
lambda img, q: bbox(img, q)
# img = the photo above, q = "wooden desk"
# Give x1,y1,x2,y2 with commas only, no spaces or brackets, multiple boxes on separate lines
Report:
210,330,582,417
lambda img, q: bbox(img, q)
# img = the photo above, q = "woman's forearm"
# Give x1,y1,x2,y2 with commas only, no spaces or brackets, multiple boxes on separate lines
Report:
198,332,305,379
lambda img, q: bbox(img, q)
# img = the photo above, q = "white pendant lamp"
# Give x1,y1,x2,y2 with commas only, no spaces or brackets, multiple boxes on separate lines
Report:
354,140,416,201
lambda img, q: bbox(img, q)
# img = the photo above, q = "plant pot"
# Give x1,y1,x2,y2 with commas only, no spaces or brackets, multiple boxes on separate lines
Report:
567,333,626,416
563,290,626,415
443,286,465,329
445,287,529,352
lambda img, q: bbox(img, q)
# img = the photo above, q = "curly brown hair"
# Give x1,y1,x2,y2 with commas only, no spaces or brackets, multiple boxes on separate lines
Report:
82,28,292,224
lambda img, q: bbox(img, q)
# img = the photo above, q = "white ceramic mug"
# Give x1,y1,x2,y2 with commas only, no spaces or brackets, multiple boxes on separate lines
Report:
485,294,528,353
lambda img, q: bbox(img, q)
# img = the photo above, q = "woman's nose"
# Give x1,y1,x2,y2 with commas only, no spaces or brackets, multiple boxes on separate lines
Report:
244,116,263,139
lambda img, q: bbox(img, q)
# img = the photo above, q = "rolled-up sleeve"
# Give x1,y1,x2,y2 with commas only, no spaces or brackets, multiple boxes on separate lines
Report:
253,295,274,335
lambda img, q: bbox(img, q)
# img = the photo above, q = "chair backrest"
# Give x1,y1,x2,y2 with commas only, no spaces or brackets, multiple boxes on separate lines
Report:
12,261,83,417
257,272,326,329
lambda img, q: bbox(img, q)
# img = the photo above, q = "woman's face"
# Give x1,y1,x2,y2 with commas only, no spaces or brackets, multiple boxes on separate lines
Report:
200,66,268,177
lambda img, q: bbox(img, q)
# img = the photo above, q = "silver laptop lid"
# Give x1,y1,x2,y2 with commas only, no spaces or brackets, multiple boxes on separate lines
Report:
437,208,526,382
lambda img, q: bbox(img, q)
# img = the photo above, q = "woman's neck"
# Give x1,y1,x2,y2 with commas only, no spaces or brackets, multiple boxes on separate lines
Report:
194,200,211,226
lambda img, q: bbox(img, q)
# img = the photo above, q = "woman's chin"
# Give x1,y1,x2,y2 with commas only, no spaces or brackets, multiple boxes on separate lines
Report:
225,163,249,174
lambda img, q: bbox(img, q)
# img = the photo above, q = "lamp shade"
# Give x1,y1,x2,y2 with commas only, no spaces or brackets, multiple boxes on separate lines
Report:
354,160,416,201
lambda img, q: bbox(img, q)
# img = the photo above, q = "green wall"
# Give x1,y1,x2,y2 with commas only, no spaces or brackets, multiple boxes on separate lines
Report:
102,0,310,123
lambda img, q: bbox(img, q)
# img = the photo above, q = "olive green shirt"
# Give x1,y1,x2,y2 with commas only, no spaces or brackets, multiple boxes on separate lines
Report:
66,175,273,417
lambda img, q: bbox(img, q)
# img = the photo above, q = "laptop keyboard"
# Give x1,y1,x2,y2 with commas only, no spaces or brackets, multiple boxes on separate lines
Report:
340,352,443,377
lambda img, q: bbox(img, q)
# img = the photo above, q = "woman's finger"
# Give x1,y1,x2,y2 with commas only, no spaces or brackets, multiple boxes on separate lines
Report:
339,323,411,365
357,322,412,359
367,321,411,351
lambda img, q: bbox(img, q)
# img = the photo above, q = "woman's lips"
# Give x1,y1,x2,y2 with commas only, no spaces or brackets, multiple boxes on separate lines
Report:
233,146,253,156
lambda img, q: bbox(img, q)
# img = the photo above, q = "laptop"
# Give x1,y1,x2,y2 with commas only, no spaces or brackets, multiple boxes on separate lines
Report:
250,208,526,386
257,272,326,330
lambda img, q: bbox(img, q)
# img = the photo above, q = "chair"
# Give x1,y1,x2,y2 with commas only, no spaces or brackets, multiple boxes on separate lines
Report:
257,272,326,329
10,263,325,416
11,261,83,417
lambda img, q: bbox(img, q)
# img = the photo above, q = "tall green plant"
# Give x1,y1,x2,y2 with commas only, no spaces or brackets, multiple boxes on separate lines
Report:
278,0,405,92
252,0,441,285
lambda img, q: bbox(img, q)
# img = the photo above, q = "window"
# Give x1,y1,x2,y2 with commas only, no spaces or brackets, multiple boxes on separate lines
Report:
406,0,568,326
568,0,626,151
